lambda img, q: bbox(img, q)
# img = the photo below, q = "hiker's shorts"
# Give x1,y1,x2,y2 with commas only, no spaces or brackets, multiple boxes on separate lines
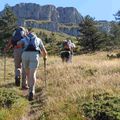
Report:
22,51,40,69
60,51,71,59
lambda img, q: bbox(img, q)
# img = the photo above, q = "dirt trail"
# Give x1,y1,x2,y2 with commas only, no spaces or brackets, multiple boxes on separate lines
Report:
26,87,47,120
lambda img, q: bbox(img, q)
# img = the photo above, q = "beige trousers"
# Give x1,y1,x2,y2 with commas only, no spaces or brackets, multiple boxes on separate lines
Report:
22,51,40,94
13,48,27,87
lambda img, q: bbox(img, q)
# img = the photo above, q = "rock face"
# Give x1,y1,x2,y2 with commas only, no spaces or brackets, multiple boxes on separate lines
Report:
25,20,59,32
59,27,79,36
12,3,83,23
12,3,60,22
1,3,83,36
57,7,82,24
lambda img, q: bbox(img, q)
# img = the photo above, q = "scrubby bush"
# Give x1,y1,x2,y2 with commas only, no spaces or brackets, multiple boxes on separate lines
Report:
79,93,120,120
0,88,29,120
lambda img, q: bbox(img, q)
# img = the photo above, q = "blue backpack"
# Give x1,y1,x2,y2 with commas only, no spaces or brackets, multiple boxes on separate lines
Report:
25,33,37,51
11,27,25,46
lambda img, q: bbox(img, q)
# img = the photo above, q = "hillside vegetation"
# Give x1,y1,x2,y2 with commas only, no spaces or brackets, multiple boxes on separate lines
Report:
0,52,120,120
33,28,75,42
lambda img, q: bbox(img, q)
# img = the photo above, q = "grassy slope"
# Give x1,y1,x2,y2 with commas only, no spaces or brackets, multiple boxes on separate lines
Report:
33,28,76,41
0,52,120,120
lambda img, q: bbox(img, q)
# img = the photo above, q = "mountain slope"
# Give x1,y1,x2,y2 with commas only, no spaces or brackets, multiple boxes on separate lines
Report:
5,3,83,36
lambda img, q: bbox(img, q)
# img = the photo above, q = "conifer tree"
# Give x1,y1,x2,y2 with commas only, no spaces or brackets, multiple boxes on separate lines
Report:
0,4,17,50
78,15,104,52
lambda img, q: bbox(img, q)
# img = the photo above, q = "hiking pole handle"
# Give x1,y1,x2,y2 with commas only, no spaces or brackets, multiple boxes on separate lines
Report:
43,58,47,88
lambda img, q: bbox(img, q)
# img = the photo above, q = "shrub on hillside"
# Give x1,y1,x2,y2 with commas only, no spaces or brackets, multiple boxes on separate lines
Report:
0,88,29,120
0,88,20,109
78,93,120,120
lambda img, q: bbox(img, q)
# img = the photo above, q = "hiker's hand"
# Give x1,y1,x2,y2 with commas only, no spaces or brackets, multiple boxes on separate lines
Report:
43,56,47,61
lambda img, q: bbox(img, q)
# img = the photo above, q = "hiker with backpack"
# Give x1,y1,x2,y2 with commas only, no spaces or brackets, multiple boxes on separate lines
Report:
60,40,71,63
4,26,28,89
60,39,75,63
17,32,47,101
60,39,76,63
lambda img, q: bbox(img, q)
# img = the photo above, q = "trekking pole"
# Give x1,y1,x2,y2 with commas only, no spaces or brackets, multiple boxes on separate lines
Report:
4,51,6,81
43,57,47,88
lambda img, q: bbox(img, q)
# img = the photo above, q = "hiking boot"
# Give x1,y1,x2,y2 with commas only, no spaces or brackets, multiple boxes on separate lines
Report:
21,85,29,90
28,92,34,101
15,76,20,87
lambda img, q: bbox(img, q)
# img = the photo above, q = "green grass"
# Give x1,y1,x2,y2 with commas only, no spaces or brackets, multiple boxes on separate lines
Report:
0,88,29,120
0,52,120,120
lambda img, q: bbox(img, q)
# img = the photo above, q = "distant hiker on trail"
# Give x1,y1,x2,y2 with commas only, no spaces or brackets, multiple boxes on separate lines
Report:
60,39,76,63
17,31,47,101
4,26,28,89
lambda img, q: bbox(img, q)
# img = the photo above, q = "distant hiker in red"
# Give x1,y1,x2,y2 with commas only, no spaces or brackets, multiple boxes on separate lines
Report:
60,39,76,63
17,31,47,101
4,26,28,89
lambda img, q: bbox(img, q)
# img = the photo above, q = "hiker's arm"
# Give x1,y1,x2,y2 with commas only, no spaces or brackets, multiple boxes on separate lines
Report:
39,39,47,60
71,43,76,51
41,48,47,60
73,43,76,48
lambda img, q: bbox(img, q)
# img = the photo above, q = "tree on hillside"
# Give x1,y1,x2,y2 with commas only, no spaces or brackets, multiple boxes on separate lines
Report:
0,4,17,51
48,32,58,55
109,11,120,48
49,32,56,44
114,10,120,21
110,22,120,46
78,15,104,52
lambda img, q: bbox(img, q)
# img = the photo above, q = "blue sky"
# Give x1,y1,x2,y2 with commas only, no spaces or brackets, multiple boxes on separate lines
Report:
0,0,119,21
